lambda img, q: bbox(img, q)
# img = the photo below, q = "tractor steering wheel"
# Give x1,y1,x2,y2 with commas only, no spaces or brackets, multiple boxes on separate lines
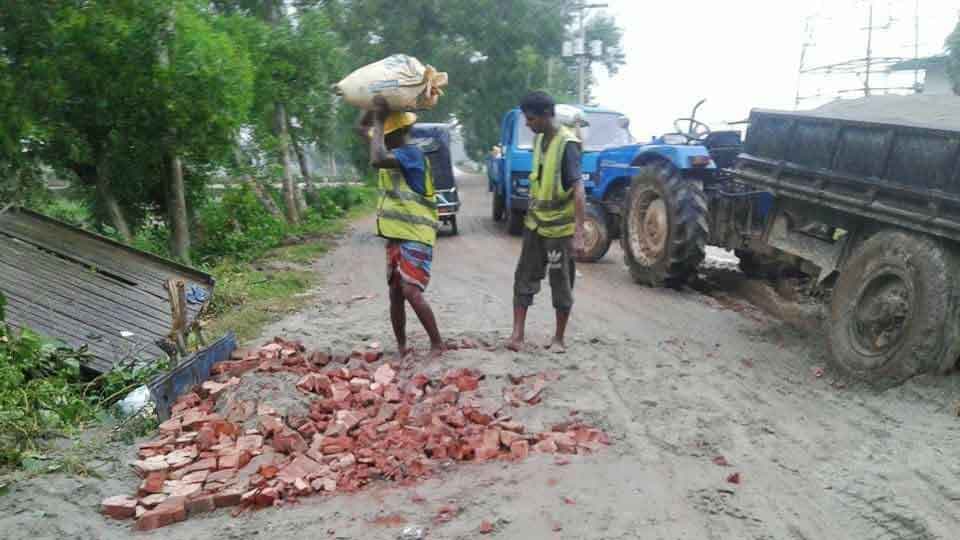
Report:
673,118,712,142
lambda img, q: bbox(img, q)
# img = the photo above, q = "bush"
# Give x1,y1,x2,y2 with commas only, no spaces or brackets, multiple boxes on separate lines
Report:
37,198,95,229
193,183,288,263
0,292,164,469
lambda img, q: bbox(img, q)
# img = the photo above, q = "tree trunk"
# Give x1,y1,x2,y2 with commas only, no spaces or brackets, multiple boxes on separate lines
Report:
167,155,191,264
94,155,132,242
287,118,314,189
287,118,316,210
273,101,300,225
159,3,190,263
250,178,283,218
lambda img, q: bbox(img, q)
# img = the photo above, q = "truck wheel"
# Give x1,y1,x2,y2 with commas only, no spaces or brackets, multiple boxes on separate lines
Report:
507,209,524,236
578,203,611,262
492,191,505,222
827,230,960,386
621,164,708,287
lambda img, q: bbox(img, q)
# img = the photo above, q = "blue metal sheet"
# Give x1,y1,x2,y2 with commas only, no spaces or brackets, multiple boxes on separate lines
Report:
148,332,236,420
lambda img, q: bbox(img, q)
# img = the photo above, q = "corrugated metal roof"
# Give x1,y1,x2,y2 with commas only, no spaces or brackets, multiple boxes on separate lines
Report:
0,207,214,374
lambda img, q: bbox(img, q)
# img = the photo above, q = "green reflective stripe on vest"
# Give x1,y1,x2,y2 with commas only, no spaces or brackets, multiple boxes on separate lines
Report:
529,198,570,211
377,209,440,230
529,213,575,228
525,126,580,238
381,188,437,210
376,160,438,246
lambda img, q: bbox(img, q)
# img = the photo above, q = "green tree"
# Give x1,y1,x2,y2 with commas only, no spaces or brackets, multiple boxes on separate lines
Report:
0,1,252,260
948,21,960,94
323,0,624,161
214,1,345,224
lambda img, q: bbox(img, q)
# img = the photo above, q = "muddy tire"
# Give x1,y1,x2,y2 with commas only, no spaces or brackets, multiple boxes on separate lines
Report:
578,203,611,262
492,191,505,222
827,229,960,386
620,164,708,287
507,208,524,236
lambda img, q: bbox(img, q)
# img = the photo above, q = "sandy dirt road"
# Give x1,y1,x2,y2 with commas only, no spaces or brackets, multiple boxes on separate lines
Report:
3,172,960,540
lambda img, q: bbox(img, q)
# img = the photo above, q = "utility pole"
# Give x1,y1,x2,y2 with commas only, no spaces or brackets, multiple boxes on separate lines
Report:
568,2,607,104
864,2,874,96
913,0,920,91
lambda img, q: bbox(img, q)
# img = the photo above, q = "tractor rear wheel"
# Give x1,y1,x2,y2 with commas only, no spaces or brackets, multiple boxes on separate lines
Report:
621,164,708,287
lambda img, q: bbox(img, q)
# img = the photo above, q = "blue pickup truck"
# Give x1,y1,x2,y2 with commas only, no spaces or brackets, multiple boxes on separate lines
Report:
487,105,717,263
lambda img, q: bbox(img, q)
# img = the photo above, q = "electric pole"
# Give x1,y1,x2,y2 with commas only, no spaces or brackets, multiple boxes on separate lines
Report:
566,2,608,104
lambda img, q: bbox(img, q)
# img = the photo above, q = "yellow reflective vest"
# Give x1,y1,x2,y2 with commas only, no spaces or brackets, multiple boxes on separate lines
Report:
525,126,580,238
376,160,438,246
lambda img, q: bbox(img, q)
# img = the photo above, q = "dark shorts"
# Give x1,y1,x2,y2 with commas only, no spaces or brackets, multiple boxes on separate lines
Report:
513,228,575,311
386,240,432,291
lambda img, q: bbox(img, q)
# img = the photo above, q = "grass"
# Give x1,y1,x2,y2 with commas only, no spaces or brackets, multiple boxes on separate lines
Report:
203,198,375,343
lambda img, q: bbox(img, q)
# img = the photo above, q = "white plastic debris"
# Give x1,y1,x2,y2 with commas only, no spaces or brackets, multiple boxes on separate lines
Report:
118,385,152,416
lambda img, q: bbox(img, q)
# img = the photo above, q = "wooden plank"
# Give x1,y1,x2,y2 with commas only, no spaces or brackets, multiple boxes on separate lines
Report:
0,208,214,373
0,244,172,325
0,262,170,338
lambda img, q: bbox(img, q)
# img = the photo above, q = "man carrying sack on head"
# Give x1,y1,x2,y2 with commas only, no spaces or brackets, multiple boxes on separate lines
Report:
507,91,587,354
358,97,445,359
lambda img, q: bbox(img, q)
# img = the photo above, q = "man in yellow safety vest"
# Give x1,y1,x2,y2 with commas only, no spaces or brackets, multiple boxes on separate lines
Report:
507,91,587,353
359,97,444,359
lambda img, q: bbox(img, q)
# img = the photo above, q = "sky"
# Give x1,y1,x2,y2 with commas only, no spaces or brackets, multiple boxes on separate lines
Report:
590,0,959,140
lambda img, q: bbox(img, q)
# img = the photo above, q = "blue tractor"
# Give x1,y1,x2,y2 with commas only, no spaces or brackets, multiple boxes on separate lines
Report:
488,103,729,287
603,100,757,286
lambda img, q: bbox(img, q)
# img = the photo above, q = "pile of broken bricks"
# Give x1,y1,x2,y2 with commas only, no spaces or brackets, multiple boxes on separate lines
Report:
102,338,610,531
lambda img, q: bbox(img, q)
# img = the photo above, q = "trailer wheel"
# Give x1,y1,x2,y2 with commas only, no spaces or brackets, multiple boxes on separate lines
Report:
492,191,505,222
507,209,524,236
827,230,960,386
620,164,708,287
578,202,611,262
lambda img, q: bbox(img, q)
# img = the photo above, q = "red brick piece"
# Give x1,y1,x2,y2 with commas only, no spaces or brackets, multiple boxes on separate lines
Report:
533,438,558,454
510,440,529,460
479,520,494,534
185,494,216,516
101,495,138,520
213,488,244,508
135,496,186,531
139,471,167,495
273,428,308,454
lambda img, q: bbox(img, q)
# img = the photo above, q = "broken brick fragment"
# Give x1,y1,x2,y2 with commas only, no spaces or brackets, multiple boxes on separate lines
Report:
185,494,216,516
139,471,167,495
214,488,245,508
273,428,308,454
101,495,138,520
135,496,186,531
257,415,285,437
181,470,209,484
479,520,494,534
510,440,529,460
373,364,396,385
533,438,558,454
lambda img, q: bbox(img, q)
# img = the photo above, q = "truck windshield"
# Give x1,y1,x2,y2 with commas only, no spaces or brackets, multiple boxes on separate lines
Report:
515,112,632,152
